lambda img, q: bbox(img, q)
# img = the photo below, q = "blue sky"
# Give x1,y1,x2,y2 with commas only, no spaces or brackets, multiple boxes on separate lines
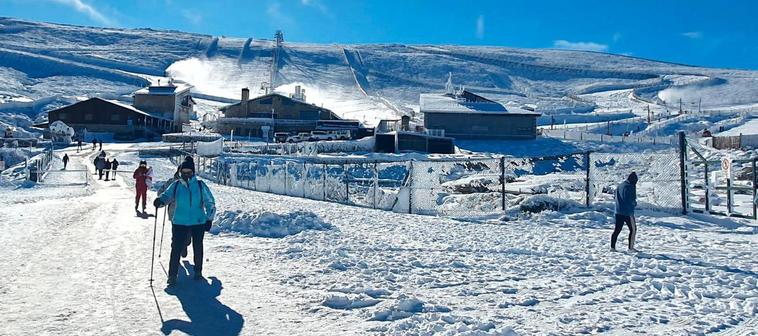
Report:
2,0,758,70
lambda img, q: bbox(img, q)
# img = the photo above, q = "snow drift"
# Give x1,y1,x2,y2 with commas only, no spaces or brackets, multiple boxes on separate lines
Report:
211,210,333,238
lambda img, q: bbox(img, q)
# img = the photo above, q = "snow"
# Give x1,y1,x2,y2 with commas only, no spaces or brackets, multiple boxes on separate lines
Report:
1,143,757,335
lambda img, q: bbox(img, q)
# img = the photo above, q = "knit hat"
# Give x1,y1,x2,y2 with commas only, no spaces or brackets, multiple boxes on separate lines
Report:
179,159,195,173
628,172,638,185
139,160,147,166
184,155,195,164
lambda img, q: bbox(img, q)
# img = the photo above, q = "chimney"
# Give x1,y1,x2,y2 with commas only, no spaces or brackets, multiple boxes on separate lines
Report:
241,87,250,116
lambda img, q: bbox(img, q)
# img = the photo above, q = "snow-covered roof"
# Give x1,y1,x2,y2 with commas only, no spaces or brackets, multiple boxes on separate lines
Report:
420,93,540,116
104,99,173,121
133,82,192,96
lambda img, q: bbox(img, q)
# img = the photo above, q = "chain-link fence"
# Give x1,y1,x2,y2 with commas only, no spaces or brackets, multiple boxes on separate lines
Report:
171,145,709,218
589,152,683,213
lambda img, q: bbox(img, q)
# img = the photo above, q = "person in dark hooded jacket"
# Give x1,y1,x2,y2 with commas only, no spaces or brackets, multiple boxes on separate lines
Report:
612,172,638,252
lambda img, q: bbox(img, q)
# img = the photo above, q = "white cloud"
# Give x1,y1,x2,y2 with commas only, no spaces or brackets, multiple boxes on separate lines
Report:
476,15,485,39
552,40,609,52
49,0,114,26
300,0,331,17
267,1,296,28
682,31,703,39
181,9,202,25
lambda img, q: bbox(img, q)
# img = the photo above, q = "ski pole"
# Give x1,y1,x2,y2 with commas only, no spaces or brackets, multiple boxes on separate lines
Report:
158,207,167,258
149,205,158,285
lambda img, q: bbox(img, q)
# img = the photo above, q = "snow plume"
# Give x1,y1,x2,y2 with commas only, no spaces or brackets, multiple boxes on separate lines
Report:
552,40,609,52
476,15,485,39
166,57,263,99
657,86,702,105
49,0,114,26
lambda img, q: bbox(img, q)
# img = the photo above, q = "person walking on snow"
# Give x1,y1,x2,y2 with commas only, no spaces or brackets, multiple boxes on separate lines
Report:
111,158,119,179
95,156,106,180
157,157,194,258
98,139,103,151
104,159,112,181
92,138,97,151
154,159,216,287
76,139,82,153
612,172,638,252
133,160,150,212
62,154,69,170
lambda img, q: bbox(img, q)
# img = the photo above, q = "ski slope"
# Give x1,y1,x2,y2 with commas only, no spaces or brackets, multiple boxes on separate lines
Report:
2,17,758,129
1,145,756,335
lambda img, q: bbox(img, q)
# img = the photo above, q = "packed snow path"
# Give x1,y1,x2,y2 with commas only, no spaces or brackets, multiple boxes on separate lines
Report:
1,145,757,335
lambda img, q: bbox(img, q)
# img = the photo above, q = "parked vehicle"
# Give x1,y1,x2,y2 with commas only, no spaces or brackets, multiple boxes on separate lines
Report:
274,132,289,143
308,130,335,142
286,133,305,143
329,130,352,140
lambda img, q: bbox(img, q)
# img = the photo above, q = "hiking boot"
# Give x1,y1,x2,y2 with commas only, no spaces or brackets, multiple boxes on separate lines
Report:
166,276,177,287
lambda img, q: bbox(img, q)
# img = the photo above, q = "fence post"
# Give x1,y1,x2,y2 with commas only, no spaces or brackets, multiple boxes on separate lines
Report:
373,161,378,209
408,160,414,214
753,158,756,219
500,157,506,211
284,161,288,195
585,152,591,207
322,163,327,201
704,161,710,213
678,131,688,214
343,163,349,204
303,161,308,198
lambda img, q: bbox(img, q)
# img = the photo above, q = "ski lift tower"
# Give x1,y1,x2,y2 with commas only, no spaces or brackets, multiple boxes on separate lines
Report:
269,30,284,94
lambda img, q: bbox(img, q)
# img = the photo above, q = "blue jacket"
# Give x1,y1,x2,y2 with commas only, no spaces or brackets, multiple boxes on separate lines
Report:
614,180,637,216
158,176,216,226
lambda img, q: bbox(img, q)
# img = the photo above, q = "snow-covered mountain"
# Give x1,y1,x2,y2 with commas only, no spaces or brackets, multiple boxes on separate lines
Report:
2,17,758,128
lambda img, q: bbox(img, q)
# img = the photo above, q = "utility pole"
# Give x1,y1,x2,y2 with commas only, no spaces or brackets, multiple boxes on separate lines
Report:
647,105,651,124
698,97,702,113
679,98,683,114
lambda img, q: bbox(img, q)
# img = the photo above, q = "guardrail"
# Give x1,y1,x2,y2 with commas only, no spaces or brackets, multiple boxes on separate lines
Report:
541,129,677,145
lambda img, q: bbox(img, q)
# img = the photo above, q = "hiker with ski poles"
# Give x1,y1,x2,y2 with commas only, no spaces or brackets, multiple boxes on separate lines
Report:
154,158,215,287
611,172,638,252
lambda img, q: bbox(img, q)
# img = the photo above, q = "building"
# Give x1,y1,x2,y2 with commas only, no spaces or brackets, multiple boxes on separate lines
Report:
132,81,195,124
44,97,176,138
420,75,541,140
214,87,343,138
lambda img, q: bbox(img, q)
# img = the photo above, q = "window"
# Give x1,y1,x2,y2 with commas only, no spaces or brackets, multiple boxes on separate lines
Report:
84,113,94,121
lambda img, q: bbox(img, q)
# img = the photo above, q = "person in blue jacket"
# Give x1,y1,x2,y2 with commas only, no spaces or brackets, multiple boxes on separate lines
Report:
611,172,638,252
154,159,216,287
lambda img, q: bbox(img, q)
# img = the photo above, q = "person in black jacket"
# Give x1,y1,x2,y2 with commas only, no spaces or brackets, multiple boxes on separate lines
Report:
104,159,113,181
92,138,97,151
62,154,69,170
111,158,119,179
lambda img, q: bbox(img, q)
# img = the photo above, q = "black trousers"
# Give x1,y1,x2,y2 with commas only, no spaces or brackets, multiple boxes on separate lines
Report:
105,170,110,180
168,224,205,278
611,214,637,249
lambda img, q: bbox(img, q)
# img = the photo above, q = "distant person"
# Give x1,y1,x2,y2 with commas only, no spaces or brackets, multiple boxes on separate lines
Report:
133,160,150,212
98,139,103,151
104,159,112,181
92,138,97,151
612,172,638,252
111,158,119,179
95,156,106,180
154,158,216,287
76,139,82,152
62,154,69,170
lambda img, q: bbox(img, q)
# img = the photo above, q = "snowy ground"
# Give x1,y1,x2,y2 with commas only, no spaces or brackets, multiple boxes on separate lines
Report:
1,144,757,335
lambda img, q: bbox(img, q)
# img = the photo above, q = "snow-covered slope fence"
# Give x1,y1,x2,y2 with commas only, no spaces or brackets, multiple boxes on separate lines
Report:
542,129,677,145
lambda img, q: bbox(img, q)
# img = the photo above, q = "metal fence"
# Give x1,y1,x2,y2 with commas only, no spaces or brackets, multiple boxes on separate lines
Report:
542,129,677,146
589,152,683,213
